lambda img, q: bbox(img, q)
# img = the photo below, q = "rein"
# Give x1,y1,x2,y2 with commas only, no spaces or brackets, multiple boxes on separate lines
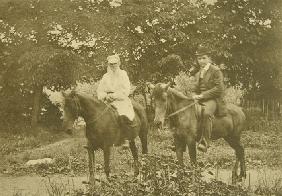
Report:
87,103,113,125
165,101,197,119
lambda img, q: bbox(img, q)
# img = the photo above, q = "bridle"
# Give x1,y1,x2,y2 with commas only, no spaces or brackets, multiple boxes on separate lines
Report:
161,91,198,119
70,94,113,125
165,101,197,119
87,103,113,125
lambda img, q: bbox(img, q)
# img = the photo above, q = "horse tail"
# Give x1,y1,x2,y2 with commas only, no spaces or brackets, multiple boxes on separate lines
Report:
132,100,149,133
228,104,246,137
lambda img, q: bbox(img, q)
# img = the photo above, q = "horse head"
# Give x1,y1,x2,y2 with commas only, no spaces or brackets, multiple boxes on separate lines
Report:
61,90,82,134
149,82,171,129
149,82,194,129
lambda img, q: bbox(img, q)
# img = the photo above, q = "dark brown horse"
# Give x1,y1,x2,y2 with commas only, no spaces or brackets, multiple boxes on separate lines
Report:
150,83,246,182
62,91,148,182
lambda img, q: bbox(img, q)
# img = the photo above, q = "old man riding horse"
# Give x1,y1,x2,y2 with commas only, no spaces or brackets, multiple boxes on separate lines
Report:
62,55,148,183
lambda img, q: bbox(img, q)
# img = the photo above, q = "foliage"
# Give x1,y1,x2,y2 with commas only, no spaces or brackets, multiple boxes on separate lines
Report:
174,71,196,96
210,0,282,97
0,84,33,132
223,86,245,105
254,176,282,196
18,45,83,90
86,154,248,196
75,81,99,97
40,93,63,128
0,0,281,130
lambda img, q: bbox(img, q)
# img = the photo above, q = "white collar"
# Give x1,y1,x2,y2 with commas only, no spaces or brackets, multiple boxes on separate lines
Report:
202,63,211,71
107,66,121,74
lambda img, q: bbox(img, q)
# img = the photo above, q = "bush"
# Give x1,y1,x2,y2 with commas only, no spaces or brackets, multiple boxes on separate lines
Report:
86,154,248,196
174,71,196,96
223,85,245,105
40,93,62,129
0,85,33,133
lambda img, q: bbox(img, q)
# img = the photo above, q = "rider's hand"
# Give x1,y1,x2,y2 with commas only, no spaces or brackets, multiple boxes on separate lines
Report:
105,94,114,102
192,94,203,100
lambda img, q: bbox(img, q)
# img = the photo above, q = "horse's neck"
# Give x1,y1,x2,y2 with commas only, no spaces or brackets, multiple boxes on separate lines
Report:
167,89,189,111
77,94,105,122
167,89,196,118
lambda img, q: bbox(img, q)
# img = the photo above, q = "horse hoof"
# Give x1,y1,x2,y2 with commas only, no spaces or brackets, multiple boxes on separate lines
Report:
197,144,207,153
121,142,130,149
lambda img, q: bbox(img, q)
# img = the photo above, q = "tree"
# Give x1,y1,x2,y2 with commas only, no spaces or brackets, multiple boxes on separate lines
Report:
0,0,281,129
18,45,82,127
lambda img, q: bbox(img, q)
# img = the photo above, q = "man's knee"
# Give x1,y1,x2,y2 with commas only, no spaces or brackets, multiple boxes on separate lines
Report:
202,109,215,117
202,101,216,116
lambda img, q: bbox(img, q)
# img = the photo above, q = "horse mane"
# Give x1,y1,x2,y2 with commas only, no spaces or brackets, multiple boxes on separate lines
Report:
64,91,107,118
166,88,195,128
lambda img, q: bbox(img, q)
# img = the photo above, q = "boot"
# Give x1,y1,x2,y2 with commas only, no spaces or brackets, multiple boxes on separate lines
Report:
197,116,212,153
118,115,137,131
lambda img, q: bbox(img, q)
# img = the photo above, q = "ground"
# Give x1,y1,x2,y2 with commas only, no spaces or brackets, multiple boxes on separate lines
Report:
0,120,281,195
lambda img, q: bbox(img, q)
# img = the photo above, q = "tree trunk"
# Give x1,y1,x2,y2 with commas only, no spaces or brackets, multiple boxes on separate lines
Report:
31,85,43,128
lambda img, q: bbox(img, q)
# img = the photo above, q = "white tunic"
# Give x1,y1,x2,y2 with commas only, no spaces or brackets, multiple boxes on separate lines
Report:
97,68,135,121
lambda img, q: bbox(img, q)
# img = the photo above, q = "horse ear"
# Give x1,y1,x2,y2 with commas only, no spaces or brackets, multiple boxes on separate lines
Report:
146,82,155,90
164,82,171,90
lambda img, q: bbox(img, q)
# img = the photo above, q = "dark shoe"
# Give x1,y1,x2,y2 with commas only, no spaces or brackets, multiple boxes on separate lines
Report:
197,143,207,153
118,115,137,131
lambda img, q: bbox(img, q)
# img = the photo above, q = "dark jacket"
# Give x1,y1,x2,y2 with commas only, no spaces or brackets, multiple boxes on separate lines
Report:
193,64,227,116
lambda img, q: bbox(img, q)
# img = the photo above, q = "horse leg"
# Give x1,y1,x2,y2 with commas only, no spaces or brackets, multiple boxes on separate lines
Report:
232,159,239,184
187,136,197,166
174,134,185,166
103,146,111,179
87,145,95,188
238,142,246,179
139,131,148,154
129,140,139,176
224,136,246,183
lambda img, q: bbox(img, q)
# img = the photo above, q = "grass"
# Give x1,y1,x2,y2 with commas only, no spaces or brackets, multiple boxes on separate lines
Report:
1,119,281,176
1,119,281,195
254,173,282,195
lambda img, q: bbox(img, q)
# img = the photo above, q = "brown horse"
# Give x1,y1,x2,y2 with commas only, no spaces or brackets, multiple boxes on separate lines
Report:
62,91,148,181
150,83,246,183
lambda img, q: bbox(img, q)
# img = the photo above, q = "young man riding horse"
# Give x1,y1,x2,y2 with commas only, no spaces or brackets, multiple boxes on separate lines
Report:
96,54,136,145
192,45,227,153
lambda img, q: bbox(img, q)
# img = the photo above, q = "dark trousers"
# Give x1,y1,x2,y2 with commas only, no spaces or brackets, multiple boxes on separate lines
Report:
200,99,216,147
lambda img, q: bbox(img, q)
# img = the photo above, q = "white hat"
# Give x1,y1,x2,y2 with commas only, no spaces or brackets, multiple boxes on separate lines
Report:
107,55,120,64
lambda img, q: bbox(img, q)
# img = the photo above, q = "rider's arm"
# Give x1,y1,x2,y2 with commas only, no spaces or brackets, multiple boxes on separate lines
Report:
201,69,224,99
112,71,131,100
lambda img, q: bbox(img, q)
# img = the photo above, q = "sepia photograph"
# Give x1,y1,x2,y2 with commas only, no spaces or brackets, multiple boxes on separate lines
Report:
0,0,281,195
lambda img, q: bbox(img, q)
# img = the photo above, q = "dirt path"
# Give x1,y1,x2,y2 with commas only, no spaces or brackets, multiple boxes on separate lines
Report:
0,129,281,195
1,168,281,196
0,175,87,196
